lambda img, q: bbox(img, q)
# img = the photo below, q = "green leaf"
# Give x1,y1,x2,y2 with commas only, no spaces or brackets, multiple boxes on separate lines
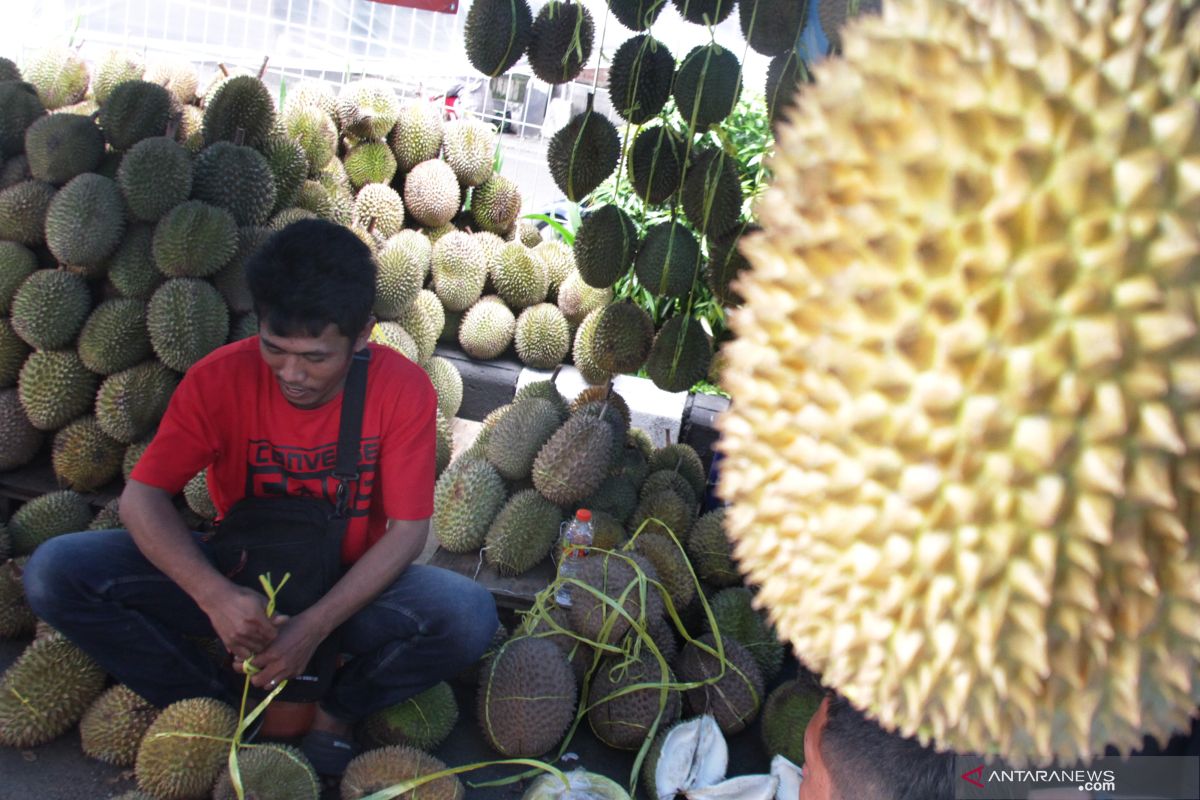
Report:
522,213,574,245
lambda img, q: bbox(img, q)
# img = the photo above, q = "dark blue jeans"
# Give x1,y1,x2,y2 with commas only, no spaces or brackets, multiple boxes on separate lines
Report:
23,529,499,722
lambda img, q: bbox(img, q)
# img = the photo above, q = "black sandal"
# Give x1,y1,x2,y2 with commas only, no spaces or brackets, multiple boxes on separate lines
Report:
300,730,360,776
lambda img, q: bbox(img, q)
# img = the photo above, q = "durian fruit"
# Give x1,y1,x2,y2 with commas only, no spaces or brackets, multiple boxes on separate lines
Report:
590,302,654,375
147,278,230,371
0,633,106,747
765,49,804,128
374,230,429,319
608,0,665,31
0,82,46,158
25,47,90,110
672,44,742,131
123,436,153,481
202,74,276,149
0,56,20,81
433,457,508,552
681,149,742,238
9,269,91,350
627,125,684,206
721,0,1200,766
261,135,308,212
0,242,37,314
396,289,445,364
515,303,571,369
675,633,763,735
211,743,320,800
294,179,333,218
547,100,620,202
0,179,56,245
532,413,615,505
176,105,205,153
389,102,445,173
282,103,338,175
522,769,630,800
464,0,534,77
91,49,145,104
145,59,199,105
707,587,783,684
588,648,681,750
574,205,638,290
583,474,639,526
192,141,278,227
184,472,217,520
486,397,564,480
44,172,126,268
646,316,713,393
484,489,564,576
371,321,419,361
213,226,269,315
336,79,400,142
556,271,612,328
18,349,98,431
472,173,522,235
363,682,459,751
760,678,821,766
0,318,27,386
739,0,807,56
608,35,675,125
95,361,179,443
670,0,733,25
340,745,464,800
635,222,700,299
117,136,194,223
80,684,159,766
513,374,569,414
442,118,498,188
354,182,406,239
425,355,463,419
817,0,882,53
0,558,35,638
648,443,705,499
572,307,611,385
566,551,662,646
89,496,123,530
436,406,453,474
270,205,315,229
98,80,173,152
107,224,164,300
283,79,337,118
533,240,575,297
52,415,125,491
516,220,543,248
493,242,547,309
432,230,488,312
24,112,105,185
640,468,698,512
345,140,398,189
0,389,43,471
459,295,516,359
705,224,755,306
403,158,460,228
477,636,577,757
135,697,238,800
633,531,696,610
528,1,595,85
76,298,151,375
7,489,93,555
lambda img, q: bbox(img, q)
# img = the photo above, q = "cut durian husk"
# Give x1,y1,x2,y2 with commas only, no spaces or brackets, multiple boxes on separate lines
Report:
719,0,1200,766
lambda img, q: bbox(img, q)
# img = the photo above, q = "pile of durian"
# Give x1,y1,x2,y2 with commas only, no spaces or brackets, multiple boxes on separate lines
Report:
459,0,860,395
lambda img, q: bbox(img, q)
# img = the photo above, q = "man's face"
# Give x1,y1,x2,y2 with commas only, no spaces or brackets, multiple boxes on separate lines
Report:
258,321,369,409
799,696,836,800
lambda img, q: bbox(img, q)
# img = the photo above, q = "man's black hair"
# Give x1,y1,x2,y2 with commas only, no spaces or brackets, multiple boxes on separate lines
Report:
822,693,956,800
245,219,376,341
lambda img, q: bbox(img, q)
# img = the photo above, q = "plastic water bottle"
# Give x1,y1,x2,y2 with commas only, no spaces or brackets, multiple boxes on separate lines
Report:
555,508,593,607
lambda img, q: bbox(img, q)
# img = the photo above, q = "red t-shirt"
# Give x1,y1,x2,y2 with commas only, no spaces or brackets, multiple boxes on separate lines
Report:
131,338,437,564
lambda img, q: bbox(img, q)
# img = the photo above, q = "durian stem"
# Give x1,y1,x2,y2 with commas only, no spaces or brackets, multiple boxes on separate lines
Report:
257,55,270,80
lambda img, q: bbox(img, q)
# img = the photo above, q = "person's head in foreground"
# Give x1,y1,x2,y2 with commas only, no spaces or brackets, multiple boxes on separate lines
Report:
800,692,956,800
245,218,377,409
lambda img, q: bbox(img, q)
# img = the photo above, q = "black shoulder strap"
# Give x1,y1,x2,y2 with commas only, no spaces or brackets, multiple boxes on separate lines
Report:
332,347,370,516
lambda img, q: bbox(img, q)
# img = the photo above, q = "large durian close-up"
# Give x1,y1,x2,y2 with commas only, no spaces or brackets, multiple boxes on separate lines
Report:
718,0,1200,766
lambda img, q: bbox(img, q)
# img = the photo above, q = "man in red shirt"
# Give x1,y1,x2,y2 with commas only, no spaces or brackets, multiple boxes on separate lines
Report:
24,219,499,775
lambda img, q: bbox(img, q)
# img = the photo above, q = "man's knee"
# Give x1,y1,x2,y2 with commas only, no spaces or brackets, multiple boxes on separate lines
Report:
456,582,499,656
21,534,78,620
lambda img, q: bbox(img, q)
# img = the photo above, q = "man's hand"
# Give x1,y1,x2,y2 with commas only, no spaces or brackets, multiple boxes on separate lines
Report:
201,585,279,659
242,614,325,690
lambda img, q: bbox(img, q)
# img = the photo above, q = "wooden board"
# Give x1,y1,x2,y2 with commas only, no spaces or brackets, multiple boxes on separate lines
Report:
0,460,119,519
422,546,555,611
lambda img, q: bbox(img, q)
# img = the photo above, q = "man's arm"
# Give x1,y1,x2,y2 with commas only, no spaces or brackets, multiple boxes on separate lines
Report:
120,479,279,659
245,516,430,689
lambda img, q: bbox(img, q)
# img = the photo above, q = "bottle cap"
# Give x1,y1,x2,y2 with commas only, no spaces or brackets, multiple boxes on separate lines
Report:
575,508,592,522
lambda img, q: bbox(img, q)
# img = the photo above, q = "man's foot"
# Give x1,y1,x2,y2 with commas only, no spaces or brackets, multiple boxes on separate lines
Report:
300,729,360,777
